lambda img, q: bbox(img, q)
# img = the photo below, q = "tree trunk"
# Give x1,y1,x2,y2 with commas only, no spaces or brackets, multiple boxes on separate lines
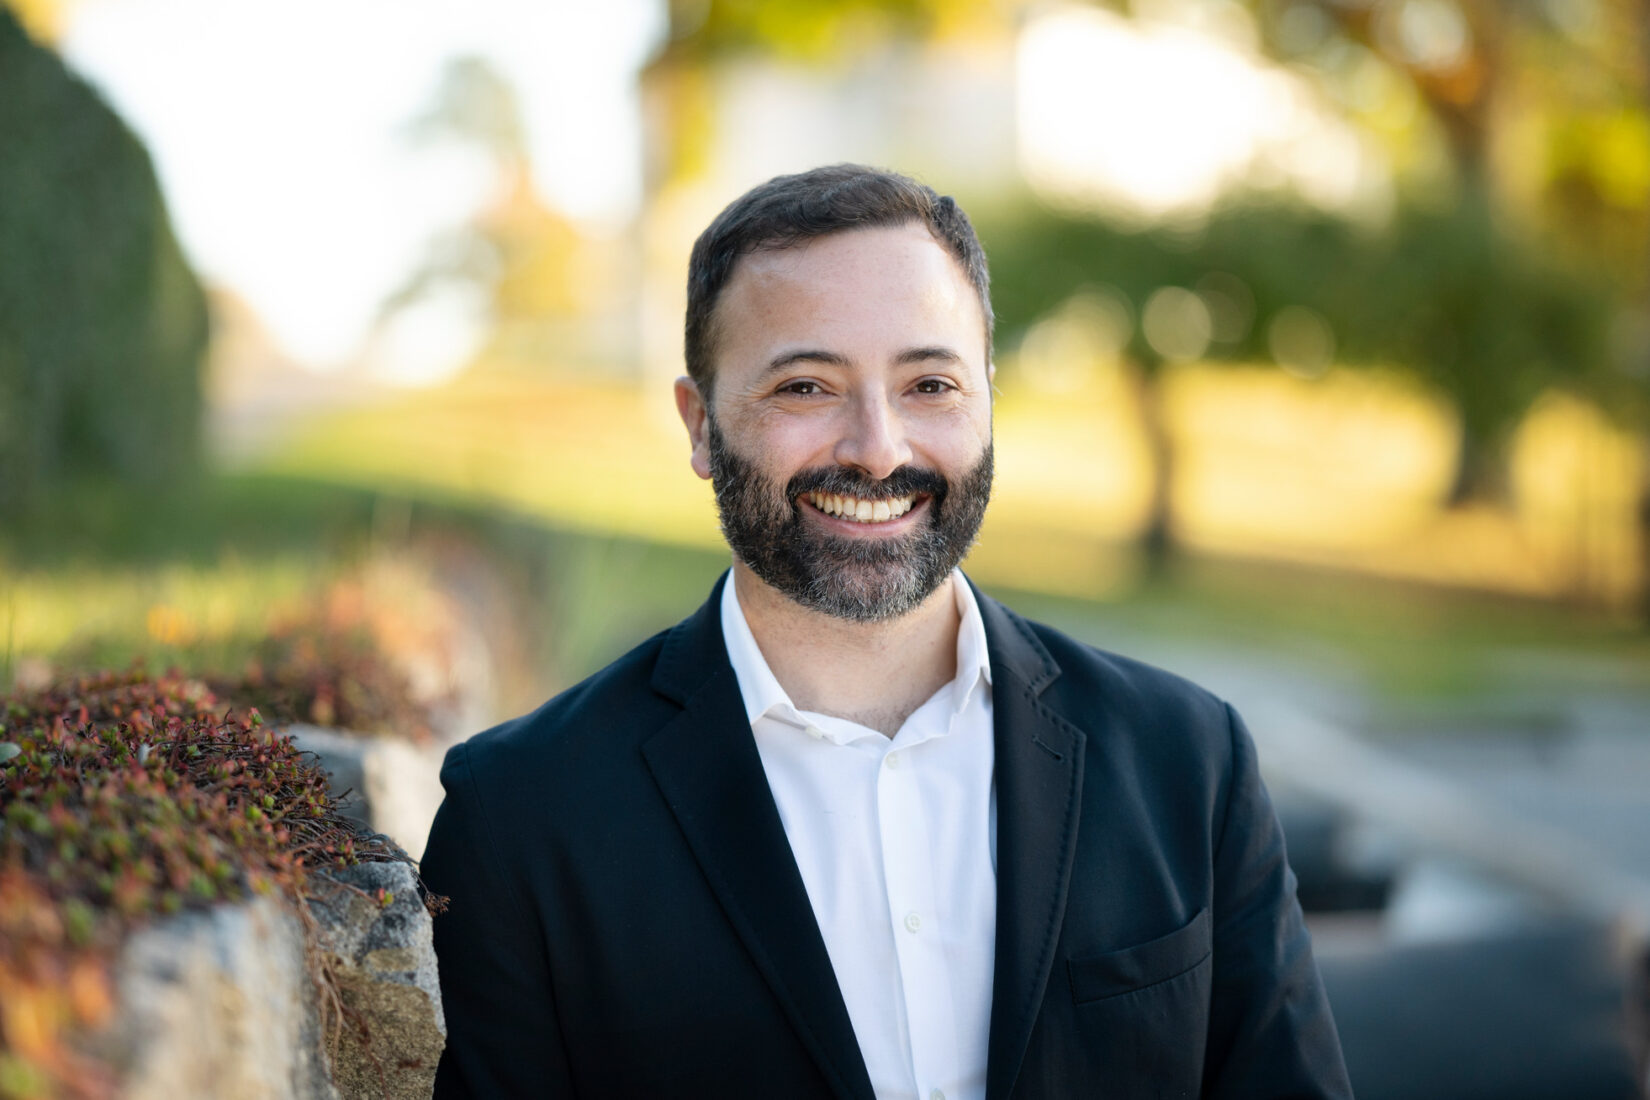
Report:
1130,360,1175,575
1445,420,1510,509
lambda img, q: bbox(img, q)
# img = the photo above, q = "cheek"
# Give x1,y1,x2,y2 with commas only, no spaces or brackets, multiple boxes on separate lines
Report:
742,410,844,467
909,405,993,462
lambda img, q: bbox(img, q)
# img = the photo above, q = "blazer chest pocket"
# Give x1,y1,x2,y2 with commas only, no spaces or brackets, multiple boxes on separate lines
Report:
1067,907,1211,1004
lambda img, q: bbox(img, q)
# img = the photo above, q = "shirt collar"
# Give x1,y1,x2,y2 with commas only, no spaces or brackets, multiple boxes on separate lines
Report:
720,568,993,732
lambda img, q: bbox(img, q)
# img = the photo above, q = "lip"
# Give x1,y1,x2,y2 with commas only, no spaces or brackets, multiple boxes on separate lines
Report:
798,493,931,536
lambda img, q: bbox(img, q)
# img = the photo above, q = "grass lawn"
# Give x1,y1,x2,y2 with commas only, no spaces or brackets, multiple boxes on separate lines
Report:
259,369,1650,712
6,456,1645,731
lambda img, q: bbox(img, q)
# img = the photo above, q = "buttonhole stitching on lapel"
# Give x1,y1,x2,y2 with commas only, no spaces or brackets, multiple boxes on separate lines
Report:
1017,680,1085,760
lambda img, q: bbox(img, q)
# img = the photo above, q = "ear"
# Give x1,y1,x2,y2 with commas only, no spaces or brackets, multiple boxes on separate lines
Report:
674,376,713,481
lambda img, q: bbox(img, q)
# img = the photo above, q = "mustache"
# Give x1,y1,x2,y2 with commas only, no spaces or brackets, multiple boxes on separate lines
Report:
783,464,950,503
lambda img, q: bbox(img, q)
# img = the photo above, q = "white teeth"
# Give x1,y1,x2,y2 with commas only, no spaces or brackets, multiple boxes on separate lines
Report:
806,492,917,523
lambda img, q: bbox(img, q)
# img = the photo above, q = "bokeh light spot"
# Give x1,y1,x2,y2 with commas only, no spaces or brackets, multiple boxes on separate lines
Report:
1143,287,1213,362
1269,305,1337,377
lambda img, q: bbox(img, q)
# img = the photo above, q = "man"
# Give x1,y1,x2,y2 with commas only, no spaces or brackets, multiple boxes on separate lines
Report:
422,165,1352,1099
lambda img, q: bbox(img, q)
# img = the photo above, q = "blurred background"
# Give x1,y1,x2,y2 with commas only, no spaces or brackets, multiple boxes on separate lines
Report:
2,0,1649,1094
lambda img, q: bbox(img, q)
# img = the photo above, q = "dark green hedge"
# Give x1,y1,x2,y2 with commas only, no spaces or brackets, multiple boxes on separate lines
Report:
0,9,208,517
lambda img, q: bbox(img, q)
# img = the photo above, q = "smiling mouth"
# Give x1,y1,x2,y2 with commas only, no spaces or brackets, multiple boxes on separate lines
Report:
801,491,923,525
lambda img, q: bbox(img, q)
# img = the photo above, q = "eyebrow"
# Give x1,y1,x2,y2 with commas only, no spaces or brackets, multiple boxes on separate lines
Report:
762,345,964,375
764,349,850,373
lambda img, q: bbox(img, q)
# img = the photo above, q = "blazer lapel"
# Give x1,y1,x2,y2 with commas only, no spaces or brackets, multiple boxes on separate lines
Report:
975,587,1087,1100
641,575,876,1100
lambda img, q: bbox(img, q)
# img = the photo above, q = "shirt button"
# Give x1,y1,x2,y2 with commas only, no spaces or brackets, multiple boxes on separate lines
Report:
930,1090,946,1100
904,912,922,933
885,752,902,769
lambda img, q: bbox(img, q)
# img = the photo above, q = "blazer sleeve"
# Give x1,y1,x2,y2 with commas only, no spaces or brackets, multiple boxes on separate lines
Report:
422,742,577,1098
1203,703,1354,1100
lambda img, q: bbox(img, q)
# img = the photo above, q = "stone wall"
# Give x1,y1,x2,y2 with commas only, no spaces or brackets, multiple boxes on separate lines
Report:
64,722,451,1098
310,862,447,1099
89,894,337,1100
85,852,445,1098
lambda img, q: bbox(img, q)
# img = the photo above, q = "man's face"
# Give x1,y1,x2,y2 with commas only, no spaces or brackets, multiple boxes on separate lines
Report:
675,223,995,622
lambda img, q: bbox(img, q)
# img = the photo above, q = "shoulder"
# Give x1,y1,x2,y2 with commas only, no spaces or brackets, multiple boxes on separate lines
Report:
439,625,683,816
985,595,1258,855
984,594,1238,768
1038,619,1229,727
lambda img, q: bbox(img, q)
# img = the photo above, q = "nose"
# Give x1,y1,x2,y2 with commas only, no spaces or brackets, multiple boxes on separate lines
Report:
833,390,912,481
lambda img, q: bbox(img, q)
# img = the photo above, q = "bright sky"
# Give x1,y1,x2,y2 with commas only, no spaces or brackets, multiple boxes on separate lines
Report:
1018,4,1386,219
62,0,665,371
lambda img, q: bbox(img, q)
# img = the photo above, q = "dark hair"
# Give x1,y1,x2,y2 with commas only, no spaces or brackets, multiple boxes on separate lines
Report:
684,164,993,398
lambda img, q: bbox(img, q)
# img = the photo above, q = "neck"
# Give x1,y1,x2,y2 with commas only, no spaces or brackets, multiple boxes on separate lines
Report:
732,562,961,738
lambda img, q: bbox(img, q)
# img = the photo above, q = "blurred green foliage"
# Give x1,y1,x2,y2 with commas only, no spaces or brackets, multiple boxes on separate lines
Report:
980,193,1617,504
661,0,985,60
0,9,208,518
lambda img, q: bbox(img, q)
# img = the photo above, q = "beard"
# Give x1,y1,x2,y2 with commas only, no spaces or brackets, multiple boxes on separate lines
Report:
706,418,993,623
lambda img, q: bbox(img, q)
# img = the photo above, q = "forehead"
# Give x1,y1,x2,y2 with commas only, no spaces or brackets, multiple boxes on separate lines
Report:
713,224,985,364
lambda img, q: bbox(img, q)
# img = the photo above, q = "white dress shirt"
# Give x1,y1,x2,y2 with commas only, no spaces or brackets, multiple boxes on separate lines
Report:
720,571,997,1100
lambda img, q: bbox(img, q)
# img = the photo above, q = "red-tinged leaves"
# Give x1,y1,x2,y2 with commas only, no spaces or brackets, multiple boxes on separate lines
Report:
0,666,446,1098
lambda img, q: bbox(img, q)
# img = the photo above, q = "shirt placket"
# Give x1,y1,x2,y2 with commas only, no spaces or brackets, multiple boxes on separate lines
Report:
876,740,962,1100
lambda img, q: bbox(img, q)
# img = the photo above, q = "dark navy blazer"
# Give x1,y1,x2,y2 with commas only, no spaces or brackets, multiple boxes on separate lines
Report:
422,574,1353,1099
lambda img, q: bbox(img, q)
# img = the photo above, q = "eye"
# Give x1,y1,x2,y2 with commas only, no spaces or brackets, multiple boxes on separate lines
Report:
913,377,955,395
777,379,823,396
